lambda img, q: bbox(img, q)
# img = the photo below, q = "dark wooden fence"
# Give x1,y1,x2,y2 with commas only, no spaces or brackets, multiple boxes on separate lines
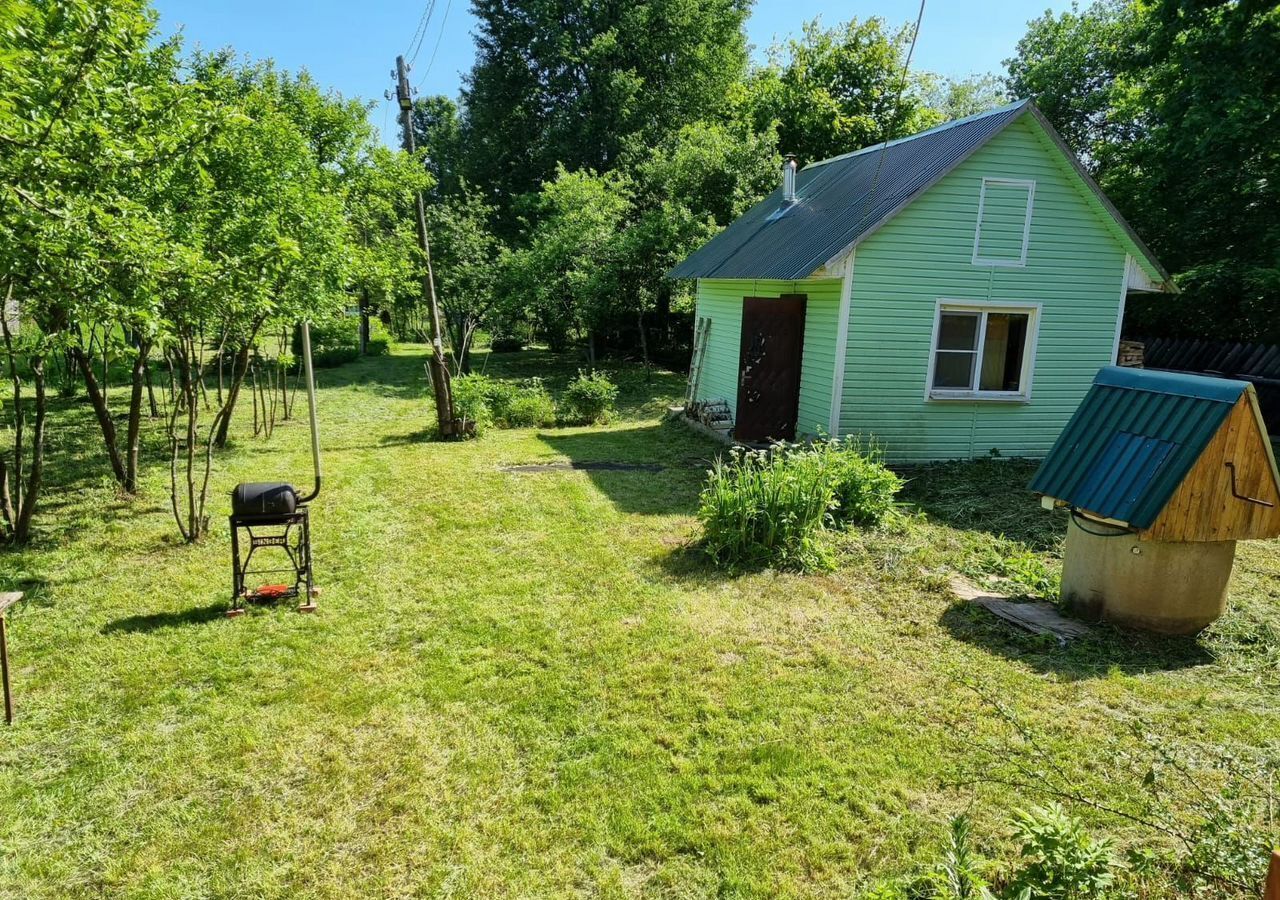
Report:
1140,337,1280,437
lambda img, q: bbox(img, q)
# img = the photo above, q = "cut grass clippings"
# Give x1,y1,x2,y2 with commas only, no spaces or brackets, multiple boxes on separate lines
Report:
0,345,1275,898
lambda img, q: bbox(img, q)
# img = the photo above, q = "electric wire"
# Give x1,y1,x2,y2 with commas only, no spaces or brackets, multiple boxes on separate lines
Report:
414,0,453,91
406,0,439,67
1070,509,1136,538
850,0,927,236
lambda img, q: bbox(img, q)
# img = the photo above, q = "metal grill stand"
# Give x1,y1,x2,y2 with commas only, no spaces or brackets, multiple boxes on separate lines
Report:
229,506,314,615
227,319,323,616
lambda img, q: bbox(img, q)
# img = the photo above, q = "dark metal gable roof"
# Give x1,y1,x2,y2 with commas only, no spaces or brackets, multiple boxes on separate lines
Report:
670,100,1031,280
1028,367,1252,528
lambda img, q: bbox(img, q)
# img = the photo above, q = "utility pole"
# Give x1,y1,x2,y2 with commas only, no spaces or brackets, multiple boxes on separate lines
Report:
395,54,458,437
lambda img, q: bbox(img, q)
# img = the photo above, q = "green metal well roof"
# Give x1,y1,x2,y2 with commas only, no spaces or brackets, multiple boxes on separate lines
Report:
1028,367,1252,528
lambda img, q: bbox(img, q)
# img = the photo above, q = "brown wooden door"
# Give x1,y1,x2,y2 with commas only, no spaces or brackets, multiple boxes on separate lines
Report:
736,295,806,443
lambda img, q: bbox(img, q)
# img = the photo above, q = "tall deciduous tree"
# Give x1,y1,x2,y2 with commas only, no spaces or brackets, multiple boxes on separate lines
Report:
502,166,631,360
734,17,930,165
1007,0,1280,342
463,0,751,220
1005,0,1141,175
411,95,465,202
427,186,503,373
0,0,202,533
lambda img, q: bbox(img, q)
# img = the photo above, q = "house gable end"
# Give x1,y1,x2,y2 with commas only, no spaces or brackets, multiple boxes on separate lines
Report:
836,116,1139,462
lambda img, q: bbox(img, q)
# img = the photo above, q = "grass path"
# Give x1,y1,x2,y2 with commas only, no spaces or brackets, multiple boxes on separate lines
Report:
0,346,1276,897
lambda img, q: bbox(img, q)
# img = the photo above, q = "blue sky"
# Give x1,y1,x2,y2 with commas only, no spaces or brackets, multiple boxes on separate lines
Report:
153,0,1061,144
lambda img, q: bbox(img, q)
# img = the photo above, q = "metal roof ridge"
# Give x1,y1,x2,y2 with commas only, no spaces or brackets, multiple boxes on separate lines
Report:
1094,366,1249,403
802,98,1031,171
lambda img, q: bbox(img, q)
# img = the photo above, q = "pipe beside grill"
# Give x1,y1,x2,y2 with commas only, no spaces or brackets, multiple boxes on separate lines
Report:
298,320,322,504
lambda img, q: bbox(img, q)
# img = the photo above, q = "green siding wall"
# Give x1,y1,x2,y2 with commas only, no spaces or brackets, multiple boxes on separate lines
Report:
975,180,1032,262
838,116,1130,462
693,278,841,437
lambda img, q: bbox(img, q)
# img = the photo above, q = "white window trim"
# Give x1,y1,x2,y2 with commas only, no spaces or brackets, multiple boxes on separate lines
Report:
924,299,1042,402
972,177,1036,267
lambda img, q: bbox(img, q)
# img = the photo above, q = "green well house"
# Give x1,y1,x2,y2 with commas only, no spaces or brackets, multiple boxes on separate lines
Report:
672,99,1174,461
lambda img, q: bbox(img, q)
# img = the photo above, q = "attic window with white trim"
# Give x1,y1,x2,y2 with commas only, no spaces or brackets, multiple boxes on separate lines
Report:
973,178,1035,266
929,303,1038,399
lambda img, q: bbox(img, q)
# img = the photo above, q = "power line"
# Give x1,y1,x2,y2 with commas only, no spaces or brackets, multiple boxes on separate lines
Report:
415,0,453,91
404,1,432,59
406,0,438,67
851,0,926,236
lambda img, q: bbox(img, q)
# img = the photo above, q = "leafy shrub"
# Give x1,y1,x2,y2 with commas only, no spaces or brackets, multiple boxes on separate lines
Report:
698,446,838,572
821,438,903,527
561,369,618,425
502,378,556,427
451,374,496,434
451,374,557,433
294,314,390,368
697,439,903,572
489,335,525,353
1009,804,1117,899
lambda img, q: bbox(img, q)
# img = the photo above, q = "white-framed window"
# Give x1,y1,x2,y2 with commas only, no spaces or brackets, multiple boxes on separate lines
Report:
926,301,1041,401
972,177,1035,267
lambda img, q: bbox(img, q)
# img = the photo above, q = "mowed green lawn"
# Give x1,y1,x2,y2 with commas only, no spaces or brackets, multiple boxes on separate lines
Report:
0,345,1276,898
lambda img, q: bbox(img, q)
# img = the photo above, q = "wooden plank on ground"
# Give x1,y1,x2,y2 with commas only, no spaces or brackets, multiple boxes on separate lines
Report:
950,577,1092,645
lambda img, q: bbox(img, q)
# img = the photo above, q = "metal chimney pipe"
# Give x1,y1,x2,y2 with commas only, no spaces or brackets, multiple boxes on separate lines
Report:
782,154,798,202
296,320,323,504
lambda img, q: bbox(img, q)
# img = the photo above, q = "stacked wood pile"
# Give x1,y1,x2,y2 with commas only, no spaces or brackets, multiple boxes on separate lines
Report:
1117,340,1144,367
688,398,733,437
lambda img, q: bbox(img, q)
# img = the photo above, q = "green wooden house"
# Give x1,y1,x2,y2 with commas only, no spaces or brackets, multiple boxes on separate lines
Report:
671,99,1175,461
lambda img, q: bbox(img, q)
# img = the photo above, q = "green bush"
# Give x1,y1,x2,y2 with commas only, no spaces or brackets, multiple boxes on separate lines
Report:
698,446,838,572
451,374,557,433
697,439,902,572
820,438,903,527
489,334,525,353
502,378,556,427
294,314,390,368
1009,804,1117,898
561,369,618,425
451,374,496,434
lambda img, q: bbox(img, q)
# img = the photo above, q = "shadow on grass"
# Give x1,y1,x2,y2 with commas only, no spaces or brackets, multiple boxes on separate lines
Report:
377,429,437,447
469,348,687,421
940,600,1214,680
310,351,428,400
101,602,228,634
537,423,712,516
898,458,1064,553
649,541,745,587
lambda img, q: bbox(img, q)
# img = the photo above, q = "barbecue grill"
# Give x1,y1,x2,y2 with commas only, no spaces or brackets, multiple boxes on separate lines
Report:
228,321,323,615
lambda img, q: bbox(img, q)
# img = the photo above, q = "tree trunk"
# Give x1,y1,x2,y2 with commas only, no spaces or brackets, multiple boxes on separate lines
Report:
13,354,45,544
0,459,12,537
359,289,371,355
212,322,262,449
1,287,23,514
655,282,671,351
72,343,127,489
636,310,651,382
124,339,149,495
143,356,159,418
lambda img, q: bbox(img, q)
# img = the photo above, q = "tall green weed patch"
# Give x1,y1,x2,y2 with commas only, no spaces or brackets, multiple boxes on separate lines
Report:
698,439,902,572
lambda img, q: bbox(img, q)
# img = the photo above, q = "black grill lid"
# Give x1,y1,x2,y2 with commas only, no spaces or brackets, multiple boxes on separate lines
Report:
231,482,299,518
